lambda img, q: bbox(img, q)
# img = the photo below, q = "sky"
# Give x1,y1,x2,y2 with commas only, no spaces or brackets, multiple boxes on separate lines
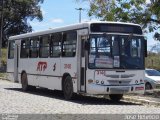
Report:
29,0,159,51
29,0,90,31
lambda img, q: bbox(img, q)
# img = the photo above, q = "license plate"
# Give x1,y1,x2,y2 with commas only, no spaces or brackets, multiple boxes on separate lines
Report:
110,87,129,93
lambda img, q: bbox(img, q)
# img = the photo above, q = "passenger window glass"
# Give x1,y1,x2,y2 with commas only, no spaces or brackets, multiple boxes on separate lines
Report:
50,33,62,57
8,41,15,59
62,31,77,57
20,39,30,58
40,35,49,58
30,37,39,58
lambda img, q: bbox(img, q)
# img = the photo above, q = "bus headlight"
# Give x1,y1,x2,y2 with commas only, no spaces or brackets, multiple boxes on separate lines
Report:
96,80,99,84
101,81,104,84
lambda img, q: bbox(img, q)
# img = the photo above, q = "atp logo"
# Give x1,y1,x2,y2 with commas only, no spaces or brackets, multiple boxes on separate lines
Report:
37,61,47,71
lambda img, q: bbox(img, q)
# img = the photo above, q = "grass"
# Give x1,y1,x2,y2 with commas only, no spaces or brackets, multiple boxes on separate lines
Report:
0,48,7,78
0,73,5,77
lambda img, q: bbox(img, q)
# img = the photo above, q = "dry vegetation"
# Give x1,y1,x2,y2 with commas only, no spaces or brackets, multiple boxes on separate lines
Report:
145,52,160,70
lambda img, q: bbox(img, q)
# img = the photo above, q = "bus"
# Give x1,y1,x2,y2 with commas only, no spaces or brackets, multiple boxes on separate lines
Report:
7,21,147,101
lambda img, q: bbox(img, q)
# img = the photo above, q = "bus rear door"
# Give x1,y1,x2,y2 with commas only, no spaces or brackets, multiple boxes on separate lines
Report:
14,40,20,82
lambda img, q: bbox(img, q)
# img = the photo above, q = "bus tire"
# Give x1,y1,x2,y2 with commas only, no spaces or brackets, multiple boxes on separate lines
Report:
109,94,123,102
21,72,29,91
21,72,36,91
63,75,73,100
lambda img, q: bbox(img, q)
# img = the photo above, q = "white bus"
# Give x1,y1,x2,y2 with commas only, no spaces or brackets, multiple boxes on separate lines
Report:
7,21,147,101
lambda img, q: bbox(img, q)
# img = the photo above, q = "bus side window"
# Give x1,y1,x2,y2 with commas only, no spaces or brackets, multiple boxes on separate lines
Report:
30,37,39,58
8,41,15,59
40,35,49,58
62,31,77,57
50,33,62,57
20,39,29,58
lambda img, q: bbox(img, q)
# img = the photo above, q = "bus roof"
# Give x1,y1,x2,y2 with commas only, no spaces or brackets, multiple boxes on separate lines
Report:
9,21,141,41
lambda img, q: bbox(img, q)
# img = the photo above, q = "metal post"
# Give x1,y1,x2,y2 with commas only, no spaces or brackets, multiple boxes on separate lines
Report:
0,0,4,67
79,8,81,23
75,8,84,23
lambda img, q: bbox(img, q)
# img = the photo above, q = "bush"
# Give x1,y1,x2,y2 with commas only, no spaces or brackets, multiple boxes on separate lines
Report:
1,48,7,66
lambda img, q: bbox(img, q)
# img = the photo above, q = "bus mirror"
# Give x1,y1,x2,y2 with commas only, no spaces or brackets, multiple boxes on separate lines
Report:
144,40,147,57
85,41,90,50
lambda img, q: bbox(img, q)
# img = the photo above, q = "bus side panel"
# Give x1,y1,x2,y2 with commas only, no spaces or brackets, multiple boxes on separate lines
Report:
36,58,62,90
7,59,14,81
35,76,62,90
86,69,95,94
61,57,77,93
19,59,39,86
7,40,15,82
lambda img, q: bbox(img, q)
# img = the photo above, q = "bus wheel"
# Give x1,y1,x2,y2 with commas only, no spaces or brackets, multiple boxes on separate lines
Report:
21,72,36,91
63,76,73,100
109,94,123,102
21,72,29,91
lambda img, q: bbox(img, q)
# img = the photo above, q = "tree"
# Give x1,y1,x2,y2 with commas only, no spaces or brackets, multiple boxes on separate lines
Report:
0,0,44,47
77,0,160,40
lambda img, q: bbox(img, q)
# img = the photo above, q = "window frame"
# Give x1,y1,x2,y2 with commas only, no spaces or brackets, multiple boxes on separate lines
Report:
8,41,15,59
50,32,62,58
62,31,77,57
29,37,40,58
20,38,30,58
39,35,50,58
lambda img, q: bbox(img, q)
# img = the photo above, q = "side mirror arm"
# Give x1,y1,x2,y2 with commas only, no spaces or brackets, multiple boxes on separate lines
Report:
84,40,90,51
144,40,147,57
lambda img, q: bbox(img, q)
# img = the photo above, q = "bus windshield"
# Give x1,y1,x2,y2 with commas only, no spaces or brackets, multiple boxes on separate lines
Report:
88,34,144,69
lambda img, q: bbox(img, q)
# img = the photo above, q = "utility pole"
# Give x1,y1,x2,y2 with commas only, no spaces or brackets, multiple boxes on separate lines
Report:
75,8,84,23
0,0,4,67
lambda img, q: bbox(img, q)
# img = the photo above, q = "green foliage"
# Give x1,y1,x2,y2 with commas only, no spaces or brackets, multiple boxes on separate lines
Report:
0,73,5,77
0,0,44,47
77,0,160,36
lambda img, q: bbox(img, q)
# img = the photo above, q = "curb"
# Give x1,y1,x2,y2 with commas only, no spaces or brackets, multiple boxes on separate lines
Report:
123,96,160,106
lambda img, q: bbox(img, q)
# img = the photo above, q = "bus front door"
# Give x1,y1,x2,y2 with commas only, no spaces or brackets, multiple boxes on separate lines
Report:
77,29,88,93
80,38,86,92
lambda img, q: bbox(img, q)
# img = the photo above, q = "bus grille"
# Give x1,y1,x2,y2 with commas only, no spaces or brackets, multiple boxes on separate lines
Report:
107,80,131,86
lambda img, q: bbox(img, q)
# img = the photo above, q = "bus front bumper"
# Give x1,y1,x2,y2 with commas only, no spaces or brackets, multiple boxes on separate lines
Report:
87,84,145,95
